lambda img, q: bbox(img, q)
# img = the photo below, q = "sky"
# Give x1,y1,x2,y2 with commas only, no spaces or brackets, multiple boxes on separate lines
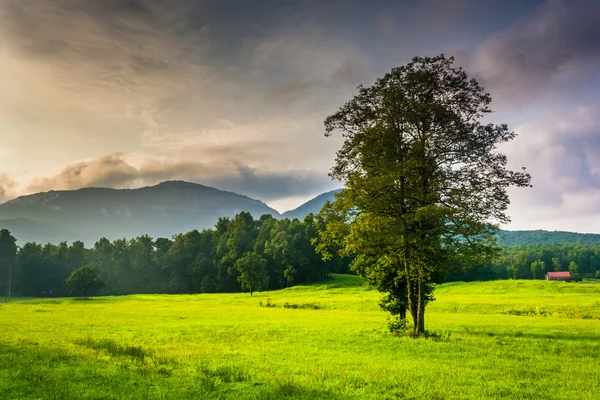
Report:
1,0,599,232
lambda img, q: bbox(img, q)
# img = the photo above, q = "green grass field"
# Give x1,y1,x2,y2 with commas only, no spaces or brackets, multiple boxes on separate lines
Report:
1,275,599,399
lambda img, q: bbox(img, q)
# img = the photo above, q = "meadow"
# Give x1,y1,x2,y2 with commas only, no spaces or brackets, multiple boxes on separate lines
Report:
1,275,599,400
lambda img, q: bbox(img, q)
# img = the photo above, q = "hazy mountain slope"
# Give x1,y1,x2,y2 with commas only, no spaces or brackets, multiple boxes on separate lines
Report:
281,189,342,220
0,181,280,245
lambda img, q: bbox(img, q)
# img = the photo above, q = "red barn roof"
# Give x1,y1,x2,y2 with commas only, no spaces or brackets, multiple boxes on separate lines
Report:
546,271,571,278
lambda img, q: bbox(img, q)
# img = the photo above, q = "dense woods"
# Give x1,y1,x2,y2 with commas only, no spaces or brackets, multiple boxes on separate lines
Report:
448,244,600,281
2,216,600,299
1,213,349,298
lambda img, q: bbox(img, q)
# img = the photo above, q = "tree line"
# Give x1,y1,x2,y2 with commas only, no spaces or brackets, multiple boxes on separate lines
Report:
0,212,349,298
448,244,600,281
2,219,599,300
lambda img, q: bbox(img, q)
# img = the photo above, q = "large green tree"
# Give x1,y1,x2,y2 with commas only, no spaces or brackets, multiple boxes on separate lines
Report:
231,252,269,295
323,55,531,334
66,266,105,299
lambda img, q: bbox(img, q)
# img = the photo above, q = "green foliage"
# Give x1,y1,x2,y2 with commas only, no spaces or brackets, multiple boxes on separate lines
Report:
322,54,530,333
449,244,600,281
498,230,600,246
530,260,546,279
65,266,105,298
232,252,269,295
0,229,17,297
568,261,579,275
5,210,345,298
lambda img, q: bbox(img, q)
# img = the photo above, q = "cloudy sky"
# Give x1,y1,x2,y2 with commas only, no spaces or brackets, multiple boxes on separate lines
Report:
0,0,599,231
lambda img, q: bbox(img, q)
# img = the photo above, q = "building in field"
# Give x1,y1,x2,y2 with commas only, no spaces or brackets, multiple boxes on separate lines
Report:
545,271,571,281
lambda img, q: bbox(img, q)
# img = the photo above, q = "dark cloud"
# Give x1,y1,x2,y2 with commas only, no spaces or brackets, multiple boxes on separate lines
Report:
25,153,334,202
215,166,334,201
468,0,600,104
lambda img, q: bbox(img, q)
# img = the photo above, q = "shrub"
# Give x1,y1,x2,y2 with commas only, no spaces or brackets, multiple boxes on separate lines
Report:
283,302,321,310
387,318,408,337
259,298,276,308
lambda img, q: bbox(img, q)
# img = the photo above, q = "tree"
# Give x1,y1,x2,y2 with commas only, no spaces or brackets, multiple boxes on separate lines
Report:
323,55,531,334
18,242,44,296
66,266,105,299
552,257,562,272
0,229,18,300
568,261,579,275
530,260,546,279
231,252,269,295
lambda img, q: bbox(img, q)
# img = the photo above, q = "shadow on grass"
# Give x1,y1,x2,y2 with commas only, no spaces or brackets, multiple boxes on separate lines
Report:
0,342,181,400
463,329,600,342
75,338,152,362
0,342,347,399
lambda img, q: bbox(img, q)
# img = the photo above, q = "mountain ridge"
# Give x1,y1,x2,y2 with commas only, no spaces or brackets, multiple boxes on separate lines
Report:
0,181,280,245
2,182,599,247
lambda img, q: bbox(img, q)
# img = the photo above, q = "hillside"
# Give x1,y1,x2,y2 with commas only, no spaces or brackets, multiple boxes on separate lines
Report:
281,189,341,220
497,229,600,246
0,181,279,245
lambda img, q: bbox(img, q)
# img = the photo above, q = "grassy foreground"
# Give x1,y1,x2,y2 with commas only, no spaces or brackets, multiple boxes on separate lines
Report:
1,275,599,400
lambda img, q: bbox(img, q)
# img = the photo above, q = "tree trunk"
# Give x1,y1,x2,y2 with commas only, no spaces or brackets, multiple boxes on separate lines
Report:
416,276,425,334
405,256,419,332
84,288,87,299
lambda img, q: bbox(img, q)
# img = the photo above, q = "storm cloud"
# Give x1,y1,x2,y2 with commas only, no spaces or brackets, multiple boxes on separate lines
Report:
468,0,600,105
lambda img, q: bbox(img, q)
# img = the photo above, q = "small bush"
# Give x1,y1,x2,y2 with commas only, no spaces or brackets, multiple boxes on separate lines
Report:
423,330,452,342
283,302,321,310
259,298,276,308
387,318,408,337
387,318,451,341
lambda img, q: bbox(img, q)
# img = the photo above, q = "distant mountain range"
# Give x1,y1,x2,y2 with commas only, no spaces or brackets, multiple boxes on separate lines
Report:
1,181,599,247
496,230,600,246
0,181,278,245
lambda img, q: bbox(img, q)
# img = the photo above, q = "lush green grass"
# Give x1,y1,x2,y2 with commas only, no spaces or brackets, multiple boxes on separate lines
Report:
1,275,599,399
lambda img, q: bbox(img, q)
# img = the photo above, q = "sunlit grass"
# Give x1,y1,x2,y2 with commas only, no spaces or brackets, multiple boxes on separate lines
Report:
1,275,599,399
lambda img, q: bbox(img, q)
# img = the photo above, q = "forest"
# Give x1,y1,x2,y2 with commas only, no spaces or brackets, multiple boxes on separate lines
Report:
0,212,349,298
2,210,599,299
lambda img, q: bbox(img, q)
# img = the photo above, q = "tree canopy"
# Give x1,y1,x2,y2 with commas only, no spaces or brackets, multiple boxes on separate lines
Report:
66,266,105,299
232,252,269,295
321,55,531,333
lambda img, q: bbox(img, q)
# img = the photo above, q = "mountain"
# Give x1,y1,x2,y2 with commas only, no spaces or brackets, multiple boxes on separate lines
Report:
0,181,280,245
2,182,599,248
497,230,600,246
281,189,342,220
